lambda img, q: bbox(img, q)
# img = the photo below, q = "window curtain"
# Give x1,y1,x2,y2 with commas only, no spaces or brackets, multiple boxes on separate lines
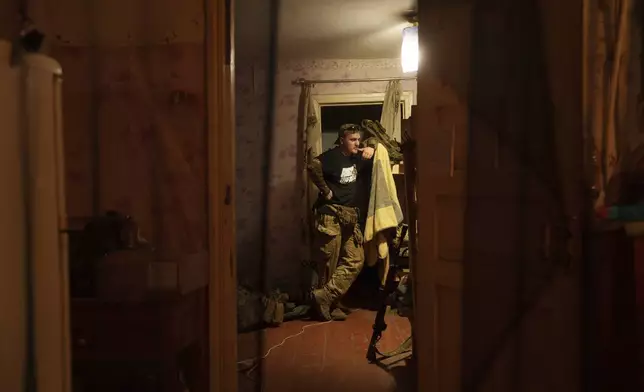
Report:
588,0,634,207
380,80,402,138
299,85,321,262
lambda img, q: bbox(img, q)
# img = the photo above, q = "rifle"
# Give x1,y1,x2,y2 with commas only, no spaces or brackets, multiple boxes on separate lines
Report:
366,225,410,363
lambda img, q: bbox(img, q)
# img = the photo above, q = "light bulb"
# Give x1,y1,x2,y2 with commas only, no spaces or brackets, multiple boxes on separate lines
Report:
401,25,419,74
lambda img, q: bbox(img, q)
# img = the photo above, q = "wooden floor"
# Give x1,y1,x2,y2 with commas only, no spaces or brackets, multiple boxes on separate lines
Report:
237,310,415,392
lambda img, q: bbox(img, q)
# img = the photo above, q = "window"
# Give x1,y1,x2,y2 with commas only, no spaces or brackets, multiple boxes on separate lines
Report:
311,92,414,155
320,104,385,151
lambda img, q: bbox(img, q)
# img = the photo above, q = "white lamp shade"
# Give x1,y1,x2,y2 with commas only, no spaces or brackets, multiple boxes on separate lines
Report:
401,25,419,74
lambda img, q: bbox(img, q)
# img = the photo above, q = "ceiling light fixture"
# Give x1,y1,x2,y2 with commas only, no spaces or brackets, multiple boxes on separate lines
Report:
401,24,419,74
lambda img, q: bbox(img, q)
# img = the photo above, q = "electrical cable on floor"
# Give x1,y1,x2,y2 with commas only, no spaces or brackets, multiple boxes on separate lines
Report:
238,321,413,382
237,320,332,379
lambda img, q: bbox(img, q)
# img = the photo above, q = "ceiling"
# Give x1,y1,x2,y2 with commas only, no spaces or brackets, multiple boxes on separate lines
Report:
235,0,416,60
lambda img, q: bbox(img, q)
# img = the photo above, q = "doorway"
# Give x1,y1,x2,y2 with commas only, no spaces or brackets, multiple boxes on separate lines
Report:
236,68,416,392
237,92,416,391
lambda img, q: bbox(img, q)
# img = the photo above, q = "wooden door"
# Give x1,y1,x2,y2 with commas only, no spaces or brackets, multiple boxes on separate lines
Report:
414,1,583,391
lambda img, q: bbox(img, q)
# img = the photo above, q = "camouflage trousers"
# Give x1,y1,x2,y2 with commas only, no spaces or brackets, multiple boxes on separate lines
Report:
311,205,365,304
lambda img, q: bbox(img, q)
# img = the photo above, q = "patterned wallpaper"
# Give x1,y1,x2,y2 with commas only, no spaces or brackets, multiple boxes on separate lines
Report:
235,58,417,292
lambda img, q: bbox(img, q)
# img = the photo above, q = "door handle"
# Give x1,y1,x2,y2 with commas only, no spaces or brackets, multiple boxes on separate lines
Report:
449,124,456,177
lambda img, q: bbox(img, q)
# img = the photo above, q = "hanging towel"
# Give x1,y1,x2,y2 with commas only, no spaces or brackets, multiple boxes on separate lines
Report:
364,143,404,284
380,80,402,139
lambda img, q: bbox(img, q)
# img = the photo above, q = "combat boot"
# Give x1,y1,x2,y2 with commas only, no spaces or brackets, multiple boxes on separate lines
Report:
311,288,333,321
335,301,354,315
330,308,347,321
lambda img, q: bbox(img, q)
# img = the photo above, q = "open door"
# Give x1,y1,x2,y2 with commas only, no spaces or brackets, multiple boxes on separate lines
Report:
414,1,583,391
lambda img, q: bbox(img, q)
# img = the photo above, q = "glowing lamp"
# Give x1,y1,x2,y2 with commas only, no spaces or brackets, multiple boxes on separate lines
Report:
401,25,419,74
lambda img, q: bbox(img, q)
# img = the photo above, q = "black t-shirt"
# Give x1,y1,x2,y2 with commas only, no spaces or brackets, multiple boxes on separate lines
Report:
315,147,372,210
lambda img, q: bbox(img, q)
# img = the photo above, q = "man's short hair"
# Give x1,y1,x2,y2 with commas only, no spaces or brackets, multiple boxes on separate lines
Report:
334,123,362,145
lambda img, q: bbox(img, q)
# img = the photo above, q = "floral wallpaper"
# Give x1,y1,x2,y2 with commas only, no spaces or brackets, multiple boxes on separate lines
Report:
235,58,417,292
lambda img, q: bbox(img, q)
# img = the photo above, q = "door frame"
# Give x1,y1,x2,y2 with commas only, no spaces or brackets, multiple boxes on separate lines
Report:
206,0,238,391
19,54,72,392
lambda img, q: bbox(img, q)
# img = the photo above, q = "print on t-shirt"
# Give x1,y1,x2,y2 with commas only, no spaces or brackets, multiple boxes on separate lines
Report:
339,165,358,185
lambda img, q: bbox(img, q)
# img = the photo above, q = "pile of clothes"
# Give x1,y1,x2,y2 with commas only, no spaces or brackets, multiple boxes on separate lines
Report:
237,286,310,331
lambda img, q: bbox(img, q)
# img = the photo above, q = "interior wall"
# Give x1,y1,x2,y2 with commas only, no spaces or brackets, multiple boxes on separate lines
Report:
235,64,269,288
0,0,19,40
27,0,208,257
0,39,27,392
1,1,211,389
235,57,416,291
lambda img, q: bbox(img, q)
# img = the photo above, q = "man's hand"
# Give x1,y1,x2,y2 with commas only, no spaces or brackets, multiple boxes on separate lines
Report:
324,190,333,200
359,146,375,159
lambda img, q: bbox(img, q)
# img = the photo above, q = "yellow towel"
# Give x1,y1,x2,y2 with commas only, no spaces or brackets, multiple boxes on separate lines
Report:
364,144,404,285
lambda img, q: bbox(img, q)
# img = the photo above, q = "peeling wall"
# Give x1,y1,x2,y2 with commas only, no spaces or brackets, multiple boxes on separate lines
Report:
235,58,416,291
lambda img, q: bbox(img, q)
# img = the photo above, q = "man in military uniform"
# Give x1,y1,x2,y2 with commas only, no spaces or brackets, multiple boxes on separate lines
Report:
307,124,375,320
